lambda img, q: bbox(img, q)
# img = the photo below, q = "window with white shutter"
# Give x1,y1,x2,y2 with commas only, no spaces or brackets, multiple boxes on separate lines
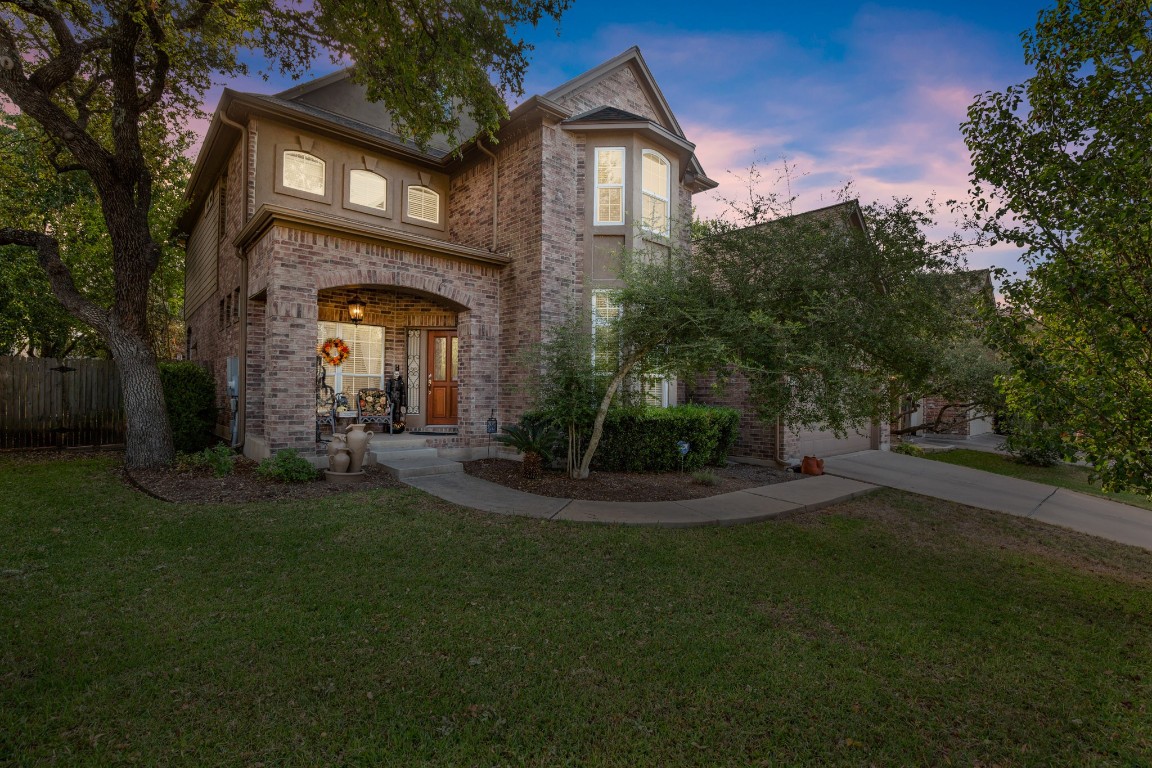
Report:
407,185,440,224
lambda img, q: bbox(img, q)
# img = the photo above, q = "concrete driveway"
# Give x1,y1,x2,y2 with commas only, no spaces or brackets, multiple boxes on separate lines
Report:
824,451,1152,551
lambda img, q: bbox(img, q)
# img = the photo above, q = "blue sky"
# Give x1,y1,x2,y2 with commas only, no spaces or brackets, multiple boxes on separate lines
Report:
202,1,1047,275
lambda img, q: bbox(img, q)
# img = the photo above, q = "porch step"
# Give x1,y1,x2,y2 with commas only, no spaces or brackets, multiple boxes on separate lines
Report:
371,446,440,463
376,455,464,480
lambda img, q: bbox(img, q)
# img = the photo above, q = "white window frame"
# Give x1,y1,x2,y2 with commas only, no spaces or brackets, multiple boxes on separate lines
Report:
641,149,671,236
281,150,327,197
594,147,626,226
591,289,621,371
406,185,440,224
345,168,390,217
317,321,386,402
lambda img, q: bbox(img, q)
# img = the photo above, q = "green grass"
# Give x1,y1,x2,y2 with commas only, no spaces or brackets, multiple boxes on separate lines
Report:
924,448,1152,511
2,455,1152,766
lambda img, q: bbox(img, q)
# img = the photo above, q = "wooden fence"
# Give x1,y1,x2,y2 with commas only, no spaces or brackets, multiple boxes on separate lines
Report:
0,357,124,449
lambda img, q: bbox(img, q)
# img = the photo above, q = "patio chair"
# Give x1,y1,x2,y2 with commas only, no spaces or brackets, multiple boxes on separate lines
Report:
356,388,393,434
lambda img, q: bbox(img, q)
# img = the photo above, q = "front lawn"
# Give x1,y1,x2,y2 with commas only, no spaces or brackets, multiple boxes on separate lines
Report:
924,448,1152,512
2,454,1151,766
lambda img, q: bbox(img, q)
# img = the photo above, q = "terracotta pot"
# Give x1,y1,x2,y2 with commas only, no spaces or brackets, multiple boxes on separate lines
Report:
330,448,351,474
345,423,374,473
801,456,825,476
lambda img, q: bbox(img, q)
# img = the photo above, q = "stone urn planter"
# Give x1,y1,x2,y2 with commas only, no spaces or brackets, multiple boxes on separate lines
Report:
345,423,374,473
324,432,363,483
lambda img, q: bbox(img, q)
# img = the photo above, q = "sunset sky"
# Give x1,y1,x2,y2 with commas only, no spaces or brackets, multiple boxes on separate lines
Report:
200,1,1047,276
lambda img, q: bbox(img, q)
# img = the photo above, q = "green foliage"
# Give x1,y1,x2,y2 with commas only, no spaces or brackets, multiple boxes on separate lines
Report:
493,422,560,462
1000,416,1066,468
962,0,1152,494
256,449,318,483
159,362,217,454
891,443,926,457
690,469,720,486
181,444,236,477
591,405,739,473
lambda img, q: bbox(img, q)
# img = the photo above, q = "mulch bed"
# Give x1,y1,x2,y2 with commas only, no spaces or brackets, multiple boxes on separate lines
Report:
463,458,799,502
4,447,799,506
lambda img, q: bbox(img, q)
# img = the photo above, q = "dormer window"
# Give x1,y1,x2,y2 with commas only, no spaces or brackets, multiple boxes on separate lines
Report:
642,150,670,236
349,170,388,211
282,150,326,196
407,185,440,224
595,147,625,225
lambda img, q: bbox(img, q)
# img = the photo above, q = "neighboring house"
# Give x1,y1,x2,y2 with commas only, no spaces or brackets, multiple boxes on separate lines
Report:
179,47,717,460
686,201,885,464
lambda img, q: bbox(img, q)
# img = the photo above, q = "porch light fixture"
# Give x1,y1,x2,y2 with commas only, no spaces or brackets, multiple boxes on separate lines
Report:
347,296,366,325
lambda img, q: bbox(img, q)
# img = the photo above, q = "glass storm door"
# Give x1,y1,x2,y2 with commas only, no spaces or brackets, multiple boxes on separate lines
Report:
426,330,458,424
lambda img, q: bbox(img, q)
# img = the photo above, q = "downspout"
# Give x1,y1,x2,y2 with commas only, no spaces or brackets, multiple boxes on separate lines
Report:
476,140,499,252
219,110,250,449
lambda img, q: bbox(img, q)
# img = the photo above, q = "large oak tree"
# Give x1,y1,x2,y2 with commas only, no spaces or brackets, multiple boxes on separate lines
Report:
0,0,568,468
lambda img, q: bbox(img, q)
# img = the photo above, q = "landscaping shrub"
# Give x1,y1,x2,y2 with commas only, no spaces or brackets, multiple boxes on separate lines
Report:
181,444,236,477
1001,415,1065,467
159,361,217,454
690,469,720,486
892,442,926,457
591,405,740,472
256,449,318,483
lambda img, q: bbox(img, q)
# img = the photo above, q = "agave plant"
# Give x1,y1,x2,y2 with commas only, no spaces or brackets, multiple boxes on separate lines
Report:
494,422,559,479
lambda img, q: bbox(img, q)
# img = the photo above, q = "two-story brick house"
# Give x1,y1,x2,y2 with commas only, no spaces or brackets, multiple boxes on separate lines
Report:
180,47,718,460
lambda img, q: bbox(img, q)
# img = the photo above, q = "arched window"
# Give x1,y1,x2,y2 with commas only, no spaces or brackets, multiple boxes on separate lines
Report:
349,170,388,210
642,150,670,236
407,185,440,224
281,150,326,196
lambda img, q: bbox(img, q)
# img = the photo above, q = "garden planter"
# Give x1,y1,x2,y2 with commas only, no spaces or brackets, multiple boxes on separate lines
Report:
801,456,825,476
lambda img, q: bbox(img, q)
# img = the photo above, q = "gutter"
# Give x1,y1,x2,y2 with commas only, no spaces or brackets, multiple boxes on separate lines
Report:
475,140,499,253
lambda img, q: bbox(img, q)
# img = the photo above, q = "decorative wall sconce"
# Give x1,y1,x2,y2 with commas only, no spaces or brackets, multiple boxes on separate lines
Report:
347,295,366,325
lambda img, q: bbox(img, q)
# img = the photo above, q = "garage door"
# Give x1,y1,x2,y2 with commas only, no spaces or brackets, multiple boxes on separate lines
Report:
793,425,873,457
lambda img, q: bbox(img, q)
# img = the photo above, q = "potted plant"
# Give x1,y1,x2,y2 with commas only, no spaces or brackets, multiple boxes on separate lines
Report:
494,422,560,479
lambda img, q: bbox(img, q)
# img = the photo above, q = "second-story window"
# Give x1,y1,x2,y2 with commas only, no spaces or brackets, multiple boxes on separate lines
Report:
595,147,625,225
642,150,670,236
407,185,440,224
349,170,388,210
282,150,326,196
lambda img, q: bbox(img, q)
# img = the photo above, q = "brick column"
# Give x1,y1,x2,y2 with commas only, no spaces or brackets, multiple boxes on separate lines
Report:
263,279,320,453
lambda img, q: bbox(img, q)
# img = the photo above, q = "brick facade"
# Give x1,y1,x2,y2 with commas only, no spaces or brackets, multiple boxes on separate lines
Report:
184,49,725,460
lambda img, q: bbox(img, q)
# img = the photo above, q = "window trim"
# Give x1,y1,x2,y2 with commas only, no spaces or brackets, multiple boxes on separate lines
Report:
343,166,392,219
275,145,332,204
594,147,626,226
641,149,671,237
591,288,621,372
402,182,445,230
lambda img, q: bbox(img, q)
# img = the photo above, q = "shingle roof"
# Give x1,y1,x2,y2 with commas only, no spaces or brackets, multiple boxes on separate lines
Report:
240,92,453,160
563,106,650,124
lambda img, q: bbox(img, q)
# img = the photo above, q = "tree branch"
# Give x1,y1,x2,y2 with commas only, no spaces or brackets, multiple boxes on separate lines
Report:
0,227,109,334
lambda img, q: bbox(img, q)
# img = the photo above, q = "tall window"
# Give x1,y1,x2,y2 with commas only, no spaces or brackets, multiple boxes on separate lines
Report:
594,147,625,225
407,185,440,224
317,321,386,400
591,289,621,373
642,150,670,236
349,170,388,210
282,151,326,196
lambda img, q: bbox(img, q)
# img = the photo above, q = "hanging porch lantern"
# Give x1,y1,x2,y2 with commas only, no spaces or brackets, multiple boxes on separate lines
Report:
347,295,366,325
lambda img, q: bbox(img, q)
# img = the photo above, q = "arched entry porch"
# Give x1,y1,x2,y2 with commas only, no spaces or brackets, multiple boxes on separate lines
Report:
316,283,465,436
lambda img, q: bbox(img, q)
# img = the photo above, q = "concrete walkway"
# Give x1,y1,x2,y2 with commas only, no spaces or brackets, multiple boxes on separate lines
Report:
825,450,1152,551
403,471,878,527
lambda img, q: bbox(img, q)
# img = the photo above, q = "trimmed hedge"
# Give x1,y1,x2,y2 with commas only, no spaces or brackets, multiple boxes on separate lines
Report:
159,361,217,454
591,404,740,472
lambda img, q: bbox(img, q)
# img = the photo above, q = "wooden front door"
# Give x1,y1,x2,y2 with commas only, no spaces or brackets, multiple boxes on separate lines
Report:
426,330,458,425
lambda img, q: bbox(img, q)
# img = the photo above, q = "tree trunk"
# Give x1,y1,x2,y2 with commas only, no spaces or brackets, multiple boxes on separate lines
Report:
107,324,174,469
573,352,645,480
